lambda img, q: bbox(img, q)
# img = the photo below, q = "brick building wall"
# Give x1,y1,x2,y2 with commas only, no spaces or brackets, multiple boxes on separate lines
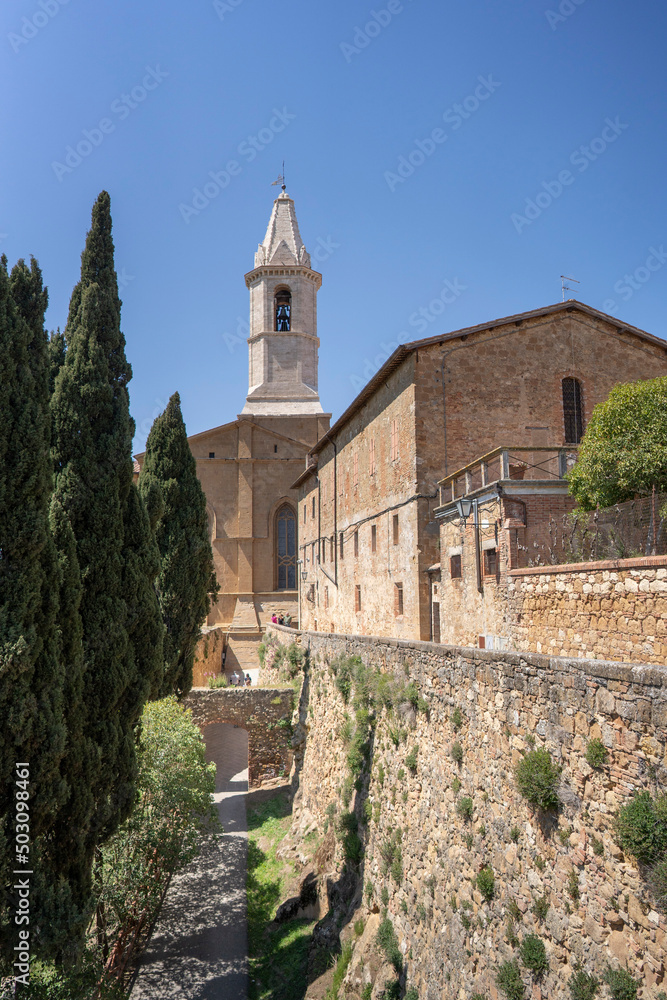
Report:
296,303,667,645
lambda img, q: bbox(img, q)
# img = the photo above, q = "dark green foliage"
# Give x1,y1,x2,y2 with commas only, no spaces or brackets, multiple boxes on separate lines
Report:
510,825,521,842
476,865,495,902
338,812,363,865
380,885,389,907
602,966,639,1000
50,193,163,934
451,741,463,765
404,989,419,1000
382,980,401,1000
0,257,70,965
141,391,217,697
361,987,372,1000
648,855,667,909
452,777,462,795
613,791,667,865
457,796,473,821
332,655,353,702
514,748,561,811
519,934,548,976
406,744,419,773
376,917,402,973
451,706,463,730
567,869,580,901
591,836,604,857
567,376,667,508
495,959,525,1000
585,738,608,769
532,892,550,922
568,963,600,1000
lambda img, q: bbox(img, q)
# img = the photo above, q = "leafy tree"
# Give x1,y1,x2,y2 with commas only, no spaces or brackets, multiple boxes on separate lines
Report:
0,257,69,968
567,376,667,509
50,192,161,932
140,393,218,697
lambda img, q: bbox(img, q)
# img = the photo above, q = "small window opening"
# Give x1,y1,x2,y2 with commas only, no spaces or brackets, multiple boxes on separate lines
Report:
355,584,361,613
392,514,399,545
209,452,215,459
311,496,316,518
274,444,278,453
275,287,291,331
483,548,497,577
394,583,404,616
371,524,377,552
339,532,344,559
324,586,329,610
450,554,462,579
354,530,359,557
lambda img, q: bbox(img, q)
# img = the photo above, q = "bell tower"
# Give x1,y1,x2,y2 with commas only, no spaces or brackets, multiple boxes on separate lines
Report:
242,188,324,415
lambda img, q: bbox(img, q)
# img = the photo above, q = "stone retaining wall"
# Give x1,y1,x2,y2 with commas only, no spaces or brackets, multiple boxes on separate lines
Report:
268,625,667,998
507,556,667,666
184,686,294,786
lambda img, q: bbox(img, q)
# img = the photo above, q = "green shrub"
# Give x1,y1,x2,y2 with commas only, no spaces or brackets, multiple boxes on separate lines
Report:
506,917,519,946
559,825,573,845
507,898,522,921
376,917,402,973
567,869,580,902
648,854,667,908
397,767,405,782
381,885,389,907
391,852,403,885
464,832,473,849
568,963,600,999
382,980,401,1000
377,762,385,786
451,706,463,730
510,824,521,843
364,880,373,903
585,738,609,769
514,748,562,811
363,799,372,824
519,934,548,976
400,899,408,914
461,913,471,931
479,823,487,838
471,995,487,1000
534,855,545,872
405,989,419,1000
457,796,473,821
495,959,525,1000
602,966,639,1000
354,918,364,936
406,745,419,774
532,892,550,922
451,741,464,765
591,835,604,856
452,777,462,794
476,865,495,902
338,716,354,744
361,987,372,1000
613,791,667,865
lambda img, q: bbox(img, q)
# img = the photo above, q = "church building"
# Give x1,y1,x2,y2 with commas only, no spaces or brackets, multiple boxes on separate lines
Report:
153,189,330,678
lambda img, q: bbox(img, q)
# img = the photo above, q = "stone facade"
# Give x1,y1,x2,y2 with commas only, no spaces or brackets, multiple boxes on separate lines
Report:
184,686,294,785
508,556,667,666
272,625,667,998
295,304,667,646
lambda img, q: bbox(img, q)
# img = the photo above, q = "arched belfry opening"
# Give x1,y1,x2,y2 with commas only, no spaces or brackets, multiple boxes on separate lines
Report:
275,503,297,590
274,286,291,331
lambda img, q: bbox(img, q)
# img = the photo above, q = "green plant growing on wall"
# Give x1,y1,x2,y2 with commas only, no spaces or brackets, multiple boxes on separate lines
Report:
452,777,462,795
376,917,402,973
404,989,419,1000
510,825,521,843
519,935,548,977
567,963,600,1000
495,959,526,1000
507,899,522,922
451,706,463,730
532,892,550,922
380,885,389,907
506,917,519,947
585,738,609,769
457,796,473,821
613,790,667,865
602,966,639,1000
406,745,419,774
451,741,464,765
476,865,495,902
567,869,580,902
591,836,604,856
514,748,562,811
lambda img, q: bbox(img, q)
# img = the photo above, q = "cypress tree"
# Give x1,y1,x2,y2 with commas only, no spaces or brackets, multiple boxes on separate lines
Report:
50,192,160,925
140,393,218,698
0,257,67,965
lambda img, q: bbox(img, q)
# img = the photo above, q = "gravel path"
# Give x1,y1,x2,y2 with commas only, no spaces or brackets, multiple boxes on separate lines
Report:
131,722,249,1000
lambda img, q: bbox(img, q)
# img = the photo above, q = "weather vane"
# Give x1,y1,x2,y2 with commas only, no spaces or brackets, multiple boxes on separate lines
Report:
271,161,286,192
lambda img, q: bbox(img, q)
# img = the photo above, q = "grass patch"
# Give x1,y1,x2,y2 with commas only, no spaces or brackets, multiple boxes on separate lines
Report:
247,792,315,1000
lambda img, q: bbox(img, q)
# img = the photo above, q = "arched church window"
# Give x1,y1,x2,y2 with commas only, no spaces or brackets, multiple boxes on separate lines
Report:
562,377,583,444
275,504,296,590
275,287,291,331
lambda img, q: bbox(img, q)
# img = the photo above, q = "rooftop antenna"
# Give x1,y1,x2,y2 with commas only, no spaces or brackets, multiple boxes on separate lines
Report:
271,161,286,192
561,274,580,302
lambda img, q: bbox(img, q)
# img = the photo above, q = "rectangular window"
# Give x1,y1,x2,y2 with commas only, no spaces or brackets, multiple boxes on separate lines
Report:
390,419,398,461
369,437,376,476
209,451,215,459
355,584,361,613
450,554,462,579
311,496,316,518
483,547,497,577
303,504,307,523
353,452,359,487
322,539,326,564
330,537,335,562
311,542,316,564
354,530,359,557
392,513,399,545
394,582,404,616
339,532,344,559
371,524,377,552
324,586,329,610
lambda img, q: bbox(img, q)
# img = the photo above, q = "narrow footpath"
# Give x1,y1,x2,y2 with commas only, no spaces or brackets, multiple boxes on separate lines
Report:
131,722,249,1000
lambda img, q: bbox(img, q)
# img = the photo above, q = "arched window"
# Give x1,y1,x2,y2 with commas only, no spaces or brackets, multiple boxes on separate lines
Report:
275,504,296,590
274,287,291,331
562,377,583,443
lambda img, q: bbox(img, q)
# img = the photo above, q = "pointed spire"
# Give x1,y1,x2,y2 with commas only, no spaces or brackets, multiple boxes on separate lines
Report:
254,191,312,268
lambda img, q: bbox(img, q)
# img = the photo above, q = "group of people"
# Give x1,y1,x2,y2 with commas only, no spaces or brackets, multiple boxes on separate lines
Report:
230,671,252,687
270,612,292,626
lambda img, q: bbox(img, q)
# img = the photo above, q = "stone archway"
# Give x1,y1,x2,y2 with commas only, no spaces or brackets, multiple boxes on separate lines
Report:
184,688,294,786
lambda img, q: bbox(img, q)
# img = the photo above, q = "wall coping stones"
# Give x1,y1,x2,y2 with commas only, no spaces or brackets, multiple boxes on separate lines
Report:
509,554,667,576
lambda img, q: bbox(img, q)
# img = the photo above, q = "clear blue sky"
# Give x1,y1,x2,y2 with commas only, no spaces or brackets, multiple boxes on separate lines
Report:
3,0,666,451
